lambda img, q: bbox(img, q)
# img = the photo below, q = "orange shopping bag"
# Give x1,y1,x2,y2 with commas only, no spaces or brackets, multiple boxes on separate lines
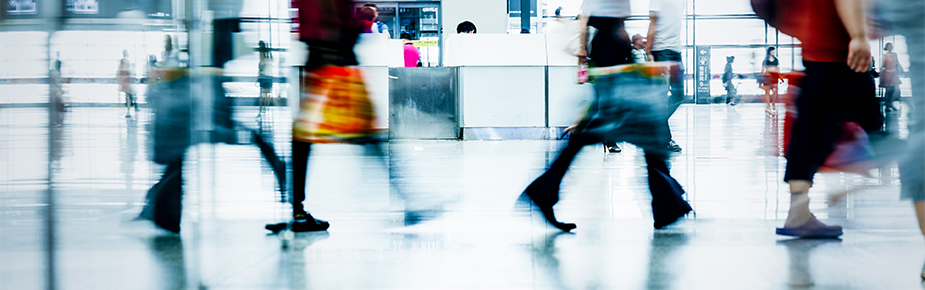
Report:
293,66,377,143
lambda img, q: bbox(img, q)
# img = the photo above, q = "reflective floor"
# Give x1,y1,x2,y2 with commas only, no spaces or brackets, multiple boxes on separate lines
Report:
2,103,923,289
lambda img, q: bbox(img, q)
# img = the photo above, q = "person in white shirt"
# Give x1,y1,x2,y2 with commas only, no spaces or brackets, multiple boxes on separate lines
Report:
646,0,686,152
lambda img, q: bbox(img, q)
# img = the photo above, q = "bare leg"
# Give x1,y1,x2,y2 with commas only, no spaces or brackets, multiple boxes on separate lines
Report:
778,179,843,237
771,87,779,111
914,201,925,238
764,87,772,114
784,180,813,227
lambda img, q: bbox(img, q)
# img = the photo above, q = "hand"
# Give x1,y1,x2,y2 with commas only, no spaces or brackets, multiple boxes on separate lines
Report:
564,125,577,134
846,37,871,72
577,47,588,58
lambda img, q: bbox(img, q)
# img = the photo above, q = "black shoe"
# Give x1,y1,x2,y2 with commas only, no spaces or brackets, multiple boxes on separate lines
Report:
522,191,576,232
606,144,622,153
292,219,330,232
653,205,692,230
265,222,288,234
667,140,682,152
404,206,444,226
293,211,311,221
266,218,330,233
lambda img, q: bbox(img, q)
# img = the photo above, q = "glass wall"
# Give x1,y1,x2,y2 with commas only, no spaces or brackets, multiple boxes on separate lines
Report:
528,0,912,103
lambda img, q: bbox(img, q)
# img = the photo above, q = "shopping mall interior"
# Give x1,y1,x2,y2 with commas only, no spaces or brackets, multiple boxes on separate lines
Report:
1,0,923,289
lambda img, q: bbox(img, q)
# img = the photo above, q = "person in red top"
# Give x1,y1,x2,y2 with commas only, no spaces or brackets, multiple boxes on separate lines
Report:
753,0,882,238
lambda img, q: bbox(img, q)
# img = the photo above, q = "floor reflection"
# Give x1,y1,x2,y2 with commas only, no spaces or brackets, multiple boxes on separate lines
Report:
777,238,842,289
645,232,688,290
279,232,330,290
532,231,571,290
148,235,187,290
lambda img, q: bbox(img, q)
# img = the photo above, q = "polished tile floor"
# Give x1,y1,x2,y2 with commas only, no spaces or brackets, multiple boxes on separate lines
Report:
1,103,923,290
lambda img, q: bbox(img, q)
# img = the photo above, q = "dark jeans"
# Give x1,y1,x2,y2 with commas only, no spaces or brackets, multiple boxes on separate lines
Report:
527,135,691,226
652,50,684,114
139,158,184,233
652,50,684,141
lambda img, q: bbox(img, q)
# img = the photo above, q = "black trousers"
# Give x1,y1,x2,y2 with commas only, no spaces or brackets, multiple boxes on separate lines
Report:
527,136,691,225
291,139,405,217
139,158,184,233
784,61,881,181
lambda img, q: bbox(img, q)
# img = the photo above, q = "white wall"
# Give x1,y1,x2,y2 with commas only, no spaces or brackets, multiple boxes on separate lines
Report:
442,0,508,34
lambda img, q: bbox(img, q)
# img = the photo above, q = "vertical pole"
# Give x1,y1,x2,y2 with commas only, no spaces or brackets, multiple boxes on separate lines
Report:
520,0,530,33
44,0,63,289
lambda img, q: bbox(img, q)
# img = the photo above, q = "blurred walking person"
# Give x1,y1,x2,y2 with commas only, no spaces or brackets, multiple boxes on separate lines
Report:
760,46,782,115
118,49,137,117
523,0,692,232
877,0,925,279
752,0,882,238
136,47,190,234
879,42,903,112
265,0,439,233
646,0,686,152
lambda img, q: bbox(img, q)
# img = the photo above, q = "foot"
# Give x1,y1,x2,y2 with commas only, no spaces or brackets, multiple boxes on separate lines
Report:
920,260,925,280
654,205,692,229
523,191,576,232
291,219,330,232
125,113,131,118
776,217,842,238
667,140,682,152
404,208,443,226
606,144,622,153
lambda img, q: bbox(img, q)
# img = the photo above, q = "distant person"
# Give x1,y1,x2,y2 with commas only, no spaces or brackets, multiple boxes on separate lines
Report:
547,6,567,33
49,59,66,126
879,42,903,111
631,34,647,63
360,3,390,38
646,0,686,152
457,21,477,34
117,49,136,117
723,56,739,105
257,41,273,116
144,55,159,107
160,35,179,67
400,33,421,67
753,0,882,238
760,46,782,115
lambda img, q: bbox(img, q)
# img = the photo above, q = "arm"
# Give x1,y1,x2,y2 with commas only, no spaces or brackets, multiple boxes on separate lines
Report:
835,0,870,72
646,14,658,58
578,14,590,57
